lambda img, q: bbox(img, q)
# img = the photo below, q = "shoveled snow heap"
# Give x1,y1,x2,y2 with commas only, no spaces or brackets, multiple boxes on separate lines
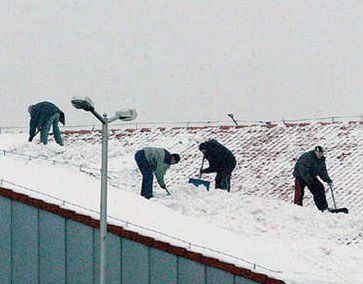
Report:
0,122,362,284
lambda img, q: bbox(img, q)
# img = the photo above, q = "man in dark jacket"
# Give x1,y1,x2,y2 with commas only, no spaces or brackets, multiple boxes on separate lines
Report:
293,146,333,211
28,101,65,146
199,139,236,192
134,147,180,199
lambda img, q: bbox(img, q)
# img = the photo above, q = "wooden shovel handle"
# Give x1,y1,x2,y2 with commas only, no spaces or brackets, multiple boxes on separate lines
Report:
199,157,205,179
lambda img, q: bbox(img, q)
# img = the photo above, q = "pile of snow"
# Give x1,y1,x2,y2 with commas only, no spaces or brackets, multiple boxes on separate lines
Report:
0,122,362,283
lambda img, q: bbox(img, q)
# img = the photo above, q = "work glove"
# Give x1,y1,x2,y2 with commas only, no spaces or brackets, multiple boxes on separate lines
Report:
327,181,333,188
28,137,33,142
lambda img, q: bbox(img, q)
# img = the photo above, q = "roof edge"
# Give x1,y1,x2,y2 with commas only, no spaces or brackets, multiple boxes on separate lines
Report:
0,186,284,284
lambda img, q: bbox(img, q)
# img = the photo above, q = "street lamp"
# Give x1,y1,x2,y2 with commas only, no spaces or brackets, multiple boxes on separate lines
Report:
71,96,137,284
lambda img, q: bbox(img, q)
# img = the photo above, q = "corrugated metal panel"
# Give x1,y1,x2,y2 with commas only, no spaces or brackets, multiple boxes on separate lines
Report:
206,266,234,284
0,196,11,284
235,275,259,284
150,248,177,283
66,219,94,283
122,238,149,283
93,231,122,284
12,201,38,283
39,210,66,283
178,257,205,284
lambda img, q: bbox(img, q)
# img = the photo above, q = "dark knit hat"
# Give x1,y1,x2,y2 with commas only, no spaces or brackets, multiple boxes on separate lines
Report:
171,154,180,163
314,146,324,153
199,142,207,151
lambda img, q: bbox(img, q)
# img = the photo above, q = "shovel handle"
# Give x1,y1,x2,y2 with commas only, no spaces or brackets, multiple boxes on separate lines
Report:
199,157,205,179
329,185,337,210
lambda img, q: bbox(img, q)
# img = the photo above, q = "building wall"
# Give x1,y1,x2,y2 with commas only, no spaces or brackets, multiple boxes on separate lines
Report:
0,196,261,284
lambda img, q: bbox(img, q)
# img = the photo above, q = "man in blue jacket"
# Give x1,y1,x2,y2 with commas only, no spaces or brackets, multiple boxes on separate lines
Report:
134,147,180,199
293,146,333,211
28,101,65,146
199,139,236,192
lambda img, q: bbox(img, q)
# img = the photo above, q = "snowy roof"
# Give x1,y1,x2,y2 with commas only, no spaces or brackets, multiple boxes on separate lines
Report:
0,121,362,283
63,121,362,213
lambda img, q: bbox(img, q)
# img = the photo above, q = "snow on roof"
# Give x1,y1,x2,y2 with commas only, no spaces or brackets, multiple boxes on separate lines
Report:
62,121,362,213
0,121,362,283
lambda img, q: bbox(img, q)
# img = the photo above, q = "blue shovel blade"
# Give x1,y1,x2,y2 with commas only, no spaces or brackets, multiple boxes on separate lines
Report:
188,178,210,191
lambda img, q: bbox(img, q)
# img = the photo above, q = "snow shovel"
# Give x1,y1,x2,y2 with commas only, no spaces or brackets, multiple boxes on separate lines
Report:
328,185,349,214
163,186,172,196
188,157,210,190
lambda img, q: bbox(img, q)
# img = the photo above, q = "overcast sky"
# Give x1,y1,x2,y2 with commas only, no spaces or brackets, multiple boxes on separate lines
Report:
1,1,362,127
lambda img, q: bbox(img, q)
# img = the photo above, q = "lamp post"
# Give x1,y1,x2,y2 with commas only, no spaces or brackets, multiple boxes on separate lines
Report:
71,96,137,284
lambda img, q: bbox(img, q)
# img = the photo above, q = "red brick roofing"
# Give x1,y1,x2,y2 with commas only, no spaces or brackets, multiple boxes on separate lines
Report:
63,121,362,212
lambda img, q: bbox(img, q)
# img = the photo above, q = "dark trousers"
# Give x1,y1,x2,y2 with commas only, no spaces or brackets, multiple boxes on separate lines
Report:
135,150,153,199
40,113,63,145
294,177,328,211
215,160,236,192
215,172,232,192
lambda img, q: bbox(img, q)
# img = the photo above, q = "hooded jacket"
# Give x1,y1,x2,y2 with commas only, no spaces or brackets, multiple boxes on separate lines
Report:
200,139,236,174
293,150,332,185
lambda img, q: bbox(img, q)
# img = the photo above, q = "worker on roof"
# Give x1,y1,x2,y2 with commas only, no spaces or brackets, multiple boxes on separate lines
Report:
199,139,236,192
28,101,65,146
134,147,180,199
293,146,333,211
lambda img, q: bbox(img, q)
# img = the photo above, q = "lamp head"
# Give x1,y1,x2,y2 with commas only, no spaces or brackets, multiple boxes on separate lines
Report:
115,109,137,121
71,96,95,111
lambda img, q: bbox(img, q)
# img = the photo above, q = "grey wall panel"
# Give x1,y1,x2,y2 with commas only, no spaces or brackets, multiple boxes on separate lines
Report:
12,201,38,284
66,219,94,284
0,197,11,284
39,210,66,283
235,275,259,284
178,257,205,284
150,248,177,284
0,196,269,284
94,231,122,284
122,238,149,284
207,266,234,284
107,234,122,284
